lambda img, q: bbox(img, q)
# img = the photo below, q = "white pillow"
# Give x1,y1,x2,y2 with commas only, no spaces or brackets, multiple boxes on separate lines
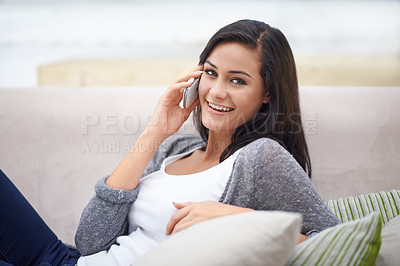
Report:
133,211,301,266
376,215,400,266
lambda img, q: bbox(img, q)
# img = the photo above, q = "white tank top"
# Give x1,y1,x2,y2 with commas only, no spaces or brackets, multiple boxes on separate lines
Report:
126,147,242,261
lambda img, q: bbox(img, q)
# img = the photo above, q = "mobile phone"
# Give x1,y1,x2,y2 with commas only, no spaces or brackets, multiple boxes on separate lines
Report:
182,78,200,108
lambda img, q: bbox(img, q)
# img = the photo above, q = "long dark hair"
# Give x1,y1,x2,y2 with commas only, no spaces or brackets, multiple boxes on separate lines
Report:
193,19,311,178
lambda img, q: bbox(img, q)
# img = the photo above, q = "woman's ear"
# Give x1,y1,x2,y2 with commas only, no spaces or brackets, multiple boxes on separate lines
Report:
263,93,270,104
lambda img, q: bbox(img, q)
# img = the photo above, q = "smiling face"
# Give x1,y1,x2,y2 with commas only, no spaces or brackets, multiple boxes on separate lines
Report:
198,42,268,136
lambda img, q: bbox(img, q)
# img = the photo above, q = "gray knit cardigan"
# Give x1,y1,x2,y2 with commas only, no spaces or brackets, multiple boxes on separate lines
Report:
75,134,340,256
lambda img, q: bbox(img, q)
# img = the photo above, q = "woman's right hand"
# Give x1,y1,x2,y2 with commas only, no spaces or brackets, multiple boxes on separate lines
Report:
146,65,203,140
106,66,203,191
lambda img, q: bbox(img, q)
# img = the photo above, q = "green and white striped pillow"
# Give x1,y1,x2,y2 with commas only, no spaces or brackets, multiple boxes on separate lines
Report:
286,212,382,266
326,190,400,225
286,190,400,266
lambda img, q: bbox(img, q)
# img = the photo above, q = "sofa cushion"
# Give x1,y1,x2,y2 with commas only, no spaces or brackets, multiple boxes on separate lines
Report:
134,211,301,266
286,212,382,266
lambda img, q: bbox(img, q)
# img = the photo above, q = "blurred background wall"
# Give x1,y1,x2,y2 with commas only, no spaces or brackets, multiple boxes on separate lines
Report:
0,0,399,87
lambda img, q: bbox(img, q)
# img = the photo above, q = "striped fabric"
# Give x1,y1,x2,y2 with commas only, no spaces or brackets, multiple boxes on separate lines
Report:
286,190,400,266
325,190,400,225
287,212,382,266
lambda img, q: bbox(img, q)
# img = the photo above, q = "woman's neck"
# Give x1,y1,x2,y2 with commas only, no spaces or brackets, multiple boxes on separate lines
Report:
202,131,232,162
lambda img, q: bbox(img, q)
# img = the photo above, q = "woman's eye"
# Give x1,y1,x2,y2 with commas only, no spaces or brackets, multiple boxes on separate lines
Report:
232,78,247,86
204,69,216,76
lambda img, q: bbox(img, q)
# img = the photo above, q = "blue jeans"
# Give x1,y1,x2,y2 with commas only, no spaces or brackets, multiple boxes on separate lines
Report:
0,170,80,266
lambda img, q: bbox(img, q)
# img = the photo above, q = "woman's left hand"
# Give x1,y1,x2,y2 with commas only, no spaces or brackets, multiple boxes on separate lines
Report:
165,201,253,235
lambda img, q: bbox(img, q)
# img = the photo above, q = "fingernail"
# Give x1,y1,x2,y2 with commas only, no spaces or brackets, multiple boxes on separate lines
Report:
196,71,203,74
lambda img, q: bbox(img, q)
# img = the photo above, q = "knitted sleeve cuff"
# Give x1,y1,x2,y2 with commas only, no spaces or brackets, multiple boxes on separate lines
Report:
94,175,140,204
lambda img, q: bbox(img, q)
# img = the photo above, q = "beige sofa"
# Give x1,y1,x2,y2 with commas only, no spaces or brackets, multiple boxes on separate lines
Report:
1,86,399,246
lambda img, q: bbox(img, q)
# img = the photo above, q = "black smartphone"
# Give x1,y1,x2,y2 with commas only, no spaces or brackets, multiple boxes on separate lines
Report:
182,78,200,108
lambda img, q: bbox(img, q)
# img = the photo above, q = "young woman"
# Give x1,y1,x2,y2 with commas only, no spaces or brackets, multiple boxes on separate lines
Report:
0,19,339,266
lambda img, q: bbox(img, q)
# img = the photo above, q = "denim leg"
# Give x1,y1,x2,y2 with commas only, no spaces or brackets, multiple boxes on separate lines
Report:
0,260,14,266
0,170,79,266
0,253,9,263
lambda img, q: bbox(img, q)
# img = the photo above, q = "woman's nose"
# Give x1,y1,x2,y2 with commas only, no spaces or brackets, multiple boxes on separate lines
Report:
209,80,228,99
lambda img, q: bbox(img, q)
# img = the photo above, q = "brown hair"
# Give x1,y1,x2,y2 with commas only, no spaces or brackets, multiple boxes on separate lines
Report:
193,19,312,177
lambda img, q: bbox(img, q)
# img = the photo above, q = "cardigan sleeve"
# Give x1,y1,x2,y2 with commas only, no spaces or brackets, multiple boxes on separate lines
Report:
74,134,205,255
74,176,139,255
220,138,340,236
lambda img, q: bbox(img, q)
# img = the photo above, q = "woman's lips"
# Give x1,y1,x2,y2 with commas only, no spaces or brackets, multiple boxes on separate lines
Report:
207,101,234,113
